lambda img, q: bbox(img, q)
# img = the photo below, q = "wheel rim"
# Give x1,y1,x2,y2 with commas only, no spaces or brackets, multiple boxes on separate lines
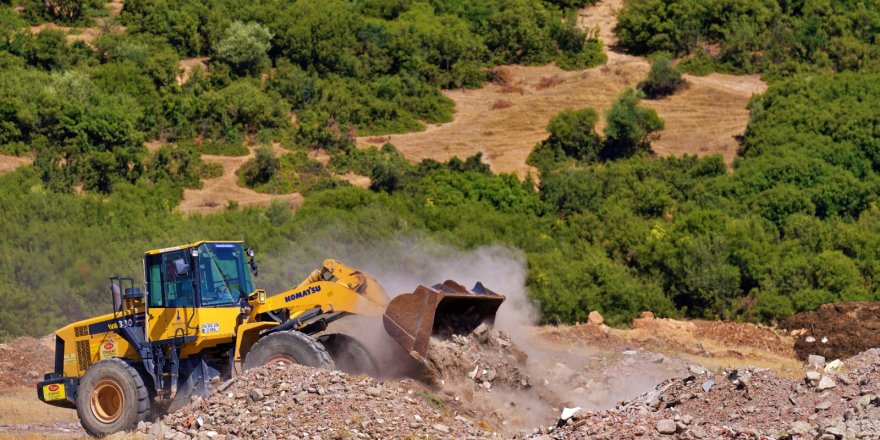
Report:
265,354,296,366
90,379,125,424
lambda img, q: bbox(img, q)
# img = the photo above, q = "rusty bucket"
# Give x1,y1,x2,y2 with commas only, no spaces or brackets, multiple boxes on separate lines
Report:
382,280,505,363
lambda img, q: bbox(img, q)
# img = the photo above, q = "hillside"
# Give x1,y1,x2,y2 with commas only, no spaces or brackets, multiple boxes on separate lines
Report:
357,0,766,176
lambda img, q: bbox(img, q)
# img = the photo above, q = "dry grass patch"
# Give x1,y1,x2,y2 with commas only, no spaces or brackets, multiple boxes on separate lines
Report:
535,75,564,90
0,388,78,425
490,99,513,110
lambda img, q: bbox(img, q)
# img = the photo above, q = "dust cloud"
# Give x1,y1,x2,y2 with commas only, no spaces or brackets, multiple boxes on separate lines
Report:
274,234,680,431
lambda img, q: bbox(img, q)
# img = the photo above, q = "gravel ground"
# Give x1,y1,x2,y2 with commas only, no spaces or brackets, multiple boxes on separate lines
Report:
540,349,880,440
136,362,495,440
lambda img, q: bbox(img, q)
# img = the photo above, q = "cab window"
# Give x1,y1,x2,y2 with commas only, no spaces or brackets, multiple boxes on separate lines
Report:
163,251,195,307
197,243,253,306
146,254,164,308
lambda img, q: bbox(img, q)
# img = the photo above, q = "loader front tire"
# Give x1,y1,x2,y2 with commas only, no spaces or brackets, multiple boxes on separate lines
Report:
317,333,379,377
76,358,149,438
243,330,334,371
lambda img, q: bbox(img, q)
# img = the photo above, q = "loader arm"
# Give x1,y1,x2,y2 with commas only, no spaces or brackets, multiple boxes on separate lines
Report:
249,259,390,322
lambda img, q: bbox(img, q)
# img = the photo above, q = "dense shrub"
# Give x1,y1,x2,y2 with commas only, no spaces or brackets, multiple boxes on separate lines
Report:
639,54,685,98
602,88,664,159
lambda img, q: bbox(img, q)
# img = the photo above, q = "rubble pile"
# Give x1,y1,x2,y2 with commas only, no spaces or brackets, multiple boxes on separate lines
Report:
425,321,531,391
544,348,880,439
0,336,53,390
136,363,492,440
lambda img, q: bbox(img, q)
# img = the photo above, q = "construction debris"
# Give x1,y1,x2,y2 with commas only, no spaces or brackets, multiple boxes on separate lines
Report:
542,348,880,439
136,363,491,440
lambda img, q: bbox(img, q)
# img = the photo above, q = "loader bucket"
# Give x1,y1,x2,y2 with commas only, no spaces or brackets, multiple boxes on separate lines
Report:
383,280,505,363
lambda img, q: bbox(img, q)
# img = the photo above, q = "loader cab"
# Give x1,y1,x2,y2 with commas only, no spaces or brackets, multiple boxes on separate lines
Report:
144,242,255,310
143,241,256,343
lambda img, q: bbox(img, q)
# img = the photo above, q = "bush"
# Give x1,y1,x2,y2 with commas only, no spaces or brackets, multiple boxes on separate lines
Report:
639,55,685,98
527,107,602,172
602,88,664,159
237,146,277,187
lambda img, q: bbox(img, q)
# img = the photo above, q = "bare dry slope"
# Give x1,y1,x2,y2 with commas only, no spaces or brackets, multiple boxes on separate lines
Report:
0,154,31,174
356,0,767,177
179,145,303,215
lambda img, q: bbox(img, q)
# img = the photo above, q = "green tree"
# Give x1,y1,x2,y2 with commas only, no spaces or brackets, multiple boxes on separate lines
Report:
214,21,273,75
602,88,664,159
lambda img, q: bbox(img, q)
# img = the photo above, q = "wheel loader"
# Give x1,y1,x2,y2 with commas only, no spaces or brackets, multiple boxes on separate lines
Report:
36,241,505,437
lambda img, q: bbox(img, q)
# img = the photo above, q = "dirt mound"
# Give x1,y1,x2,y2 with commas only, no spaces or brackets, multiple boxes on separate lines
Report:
780,302,880,361
140,363,491,440
544,348,880,439
0,337,54,391
540,314,798,372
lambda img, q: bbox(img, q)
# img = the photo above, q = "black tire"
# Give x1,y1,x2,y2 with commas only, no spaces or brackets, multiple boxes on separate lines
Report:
243,330,334,371
317,333,379,377
76,358,150,438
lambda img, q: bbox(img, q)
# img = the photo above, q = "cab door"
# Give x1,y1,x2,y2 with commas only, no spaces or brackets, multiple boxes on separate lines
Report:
145,251,197,342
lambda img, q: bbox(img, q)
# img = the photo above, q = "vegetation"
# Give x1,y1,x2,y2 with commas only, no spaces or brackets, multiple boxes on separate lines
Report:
528,88,663,172
639,54,685,98
0,0,879,338
615,0,880,74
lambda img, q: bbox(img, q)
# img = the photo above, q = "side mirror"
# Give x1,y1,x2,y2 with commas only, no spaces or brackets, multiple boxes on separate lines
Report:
173,258,189,277
247,248,258,277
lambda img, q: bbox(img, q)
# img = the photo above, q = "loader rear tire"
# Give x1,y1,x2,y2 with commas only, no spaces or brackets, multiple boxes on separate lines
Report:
76,358,149,438
317,333,379,377
243,330,334,371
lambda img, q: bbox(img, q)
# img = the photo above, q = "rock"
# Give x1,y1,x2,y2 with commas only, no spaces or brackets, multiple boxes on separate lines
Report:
432,424,449,433
790,421,813,434
587,311,604,325
217,379,235,392
147,422,166,438
807,371,822,382
485,369,497,382
249,389,264,402
656,419,677,435
473,323,489,336
817,376,837,391
682,415,694,425
825,426,843,437
806,336,817,343
639,311,655,319
365,387,381,397
688,365,707,376
825,359,843,373
808,355,826,368
816,400,832,411
559,407,582,421
701,379,714,392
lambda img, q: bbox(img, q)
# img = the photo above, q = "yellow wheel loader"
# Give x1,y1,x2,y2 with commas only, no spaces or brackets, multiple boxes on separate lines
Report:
36,241,504,437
